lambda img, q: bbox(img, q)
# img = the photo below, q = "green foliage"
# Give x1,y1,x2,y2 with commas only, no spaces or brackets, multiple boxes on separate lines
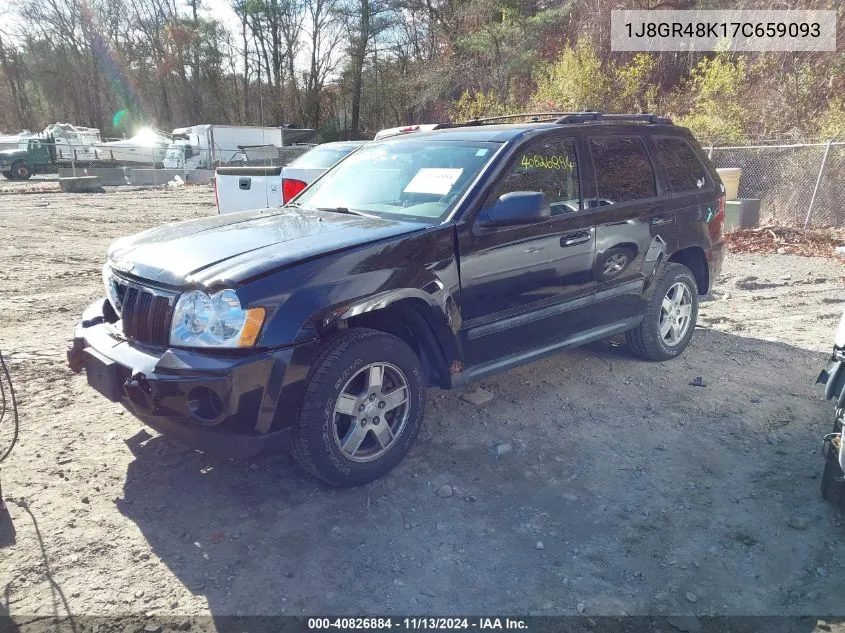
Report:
530,44,660,114
613,54,659,113
675,55,748,144
449,90,517,122
818,99,845,139
531,38,611,111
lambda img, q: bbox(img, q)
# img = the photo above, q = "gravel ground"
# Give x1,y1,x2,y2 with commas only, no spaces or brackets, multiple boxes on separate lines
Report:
1,185,845,628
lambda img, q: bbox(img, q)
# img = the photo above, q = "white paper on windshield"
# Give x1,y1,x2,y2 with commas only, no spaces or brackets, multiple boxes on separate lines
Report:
403,168,463,195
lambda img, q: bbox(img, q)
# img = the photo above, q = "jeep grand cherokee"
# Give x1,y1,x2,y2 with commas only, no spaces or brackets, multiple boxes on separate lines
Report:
68,112,725,486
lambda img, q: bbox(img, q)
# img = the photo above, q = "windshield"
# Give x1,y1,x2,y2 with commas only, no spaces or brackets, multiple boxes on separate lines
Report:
293,139,500,222
289,145,361,169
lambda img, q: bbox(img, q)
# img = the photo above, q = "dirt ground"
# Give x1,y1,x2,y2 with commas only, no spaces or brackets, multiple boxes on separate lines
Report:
2,183,845,627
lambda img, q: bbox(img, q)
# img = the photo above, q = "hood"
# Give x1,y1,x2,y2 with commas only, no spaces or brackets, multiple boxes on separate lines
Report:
107,207,427,288
0,149,23,159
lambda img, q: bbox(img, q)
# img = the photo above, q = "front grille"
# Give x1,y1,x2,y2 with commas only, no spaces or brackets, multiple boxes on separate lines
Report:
112,278,175,347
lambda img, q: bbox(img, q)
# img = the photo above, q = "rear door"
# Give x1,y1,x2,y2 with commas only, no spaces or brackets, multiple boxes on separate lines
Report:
215,166,282,214
584,133,675,325
648,134,722,272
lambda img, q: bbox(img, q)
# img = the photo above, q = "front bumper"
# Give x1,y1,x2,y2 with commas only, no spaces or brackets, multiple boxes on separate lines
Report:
68,298,310,458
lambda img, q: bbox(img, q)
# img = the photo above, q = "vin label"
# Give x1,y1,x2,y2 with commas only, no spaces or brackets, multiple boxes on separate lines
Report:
611,9,836,52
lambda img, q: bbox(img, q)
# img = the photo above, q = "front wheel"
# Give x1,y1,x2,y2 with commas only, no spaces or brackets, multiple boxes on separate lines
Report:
10,161,32,181
290,328,426,487
627,262,699,361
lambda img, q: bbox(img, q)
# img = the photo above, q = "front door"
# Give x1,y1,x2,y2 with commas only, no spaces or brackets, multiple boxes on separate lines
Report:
457,135,597,367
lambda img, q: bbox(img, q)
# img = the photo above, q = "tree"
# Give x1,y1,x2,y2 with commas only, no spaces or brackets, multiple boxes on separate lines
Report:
531,37,612,112
0,32,31,129
675,54,748,144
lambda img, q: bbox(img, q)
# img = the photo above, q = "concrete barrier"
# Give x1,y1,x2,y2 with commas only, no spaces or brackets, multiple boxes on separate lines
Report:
58,167,130,186
186,170,214,185
129,168,214,186
57,167,215,187
129,168,184,186
59,176,105,193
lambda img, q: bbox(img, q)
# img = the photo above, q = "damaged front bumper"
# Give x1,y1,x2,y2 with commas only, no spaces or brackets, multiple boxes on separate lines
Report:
67,298,307,458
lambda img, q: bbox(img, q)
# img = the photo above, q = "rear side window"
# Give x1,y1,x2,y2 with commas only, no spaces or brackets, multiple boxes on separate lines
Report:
489,137,580,215
588,137,656,205
653,137,712,193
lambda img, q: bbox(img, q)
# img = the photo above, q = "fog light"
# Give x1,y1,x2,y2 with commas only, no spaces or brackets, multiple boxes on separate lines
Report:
186,387,223,424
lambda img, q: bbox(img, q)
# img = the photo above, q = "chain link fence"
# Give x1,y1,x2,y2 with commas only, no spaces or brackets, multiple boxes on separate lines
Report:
708,140,845,228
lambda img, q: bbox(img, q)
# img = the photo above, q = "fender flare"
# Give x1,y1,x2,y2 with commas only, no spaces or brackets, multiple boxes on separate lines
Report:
642,235,668,292
341,285,461,361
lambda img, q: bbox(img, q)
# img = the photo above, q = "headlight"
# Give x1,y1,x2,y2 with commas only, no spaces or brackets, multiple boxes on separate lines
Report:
103,264,121,314
170,289,265,348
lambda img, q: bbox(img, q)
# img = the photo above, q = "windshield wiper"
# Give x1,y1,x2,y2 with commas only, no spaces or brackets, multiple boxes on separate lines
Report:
316,206,376,218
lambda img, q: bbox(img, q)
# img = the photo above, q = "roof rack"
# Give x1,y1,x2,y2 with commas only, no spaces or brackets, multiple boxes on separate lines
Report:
554,112,673,125
456,111,673,127
463,112,598,126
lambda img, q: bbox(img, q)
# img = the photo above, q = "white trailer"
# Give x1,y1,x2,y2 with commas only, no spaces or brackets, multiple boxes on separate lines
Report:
163,125,314,169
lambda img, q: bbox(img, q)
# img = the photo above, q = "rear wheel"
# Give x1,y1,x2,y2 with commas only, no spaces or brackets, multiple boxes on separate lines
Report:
290,328,426,487
11,161,32,181
627,262,699,361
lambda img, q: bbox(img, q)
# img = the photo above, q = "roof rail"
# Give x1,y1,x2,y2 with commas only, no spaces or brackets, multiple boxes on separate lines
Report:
463,112,599,126
554,112,673,125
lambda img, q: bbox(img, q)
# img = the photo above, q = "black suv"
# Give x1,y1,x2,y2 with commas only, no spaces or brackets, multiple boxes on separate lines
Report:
68,112,725,486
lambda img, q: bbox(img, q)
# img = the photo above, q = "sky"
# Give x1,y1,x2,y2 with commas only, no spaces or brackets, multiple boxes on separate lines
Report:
201,0,241,33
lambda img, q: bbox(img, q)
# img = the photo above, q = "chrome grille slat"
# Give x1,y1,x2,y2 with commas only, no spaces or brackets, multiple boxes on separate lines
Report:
150,296,173,344
123,286,140,337
110,276,175,347
135,291,153,341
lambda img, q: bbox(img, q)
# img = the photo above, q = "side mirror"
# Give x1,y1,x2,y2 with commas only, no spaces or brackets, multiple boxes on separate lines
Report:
479,191,551,226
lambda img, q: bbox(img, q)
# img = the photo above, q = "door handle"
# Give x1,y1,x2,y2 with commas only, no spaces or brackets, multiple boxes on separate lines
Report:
239,177,251,190
560,231,592,247
650,215,673,225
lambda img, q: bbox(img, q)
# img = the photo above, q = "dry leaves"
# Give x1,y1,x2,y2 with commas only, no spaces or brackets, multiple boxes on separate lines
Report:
724,225,845,260
0,181,60,195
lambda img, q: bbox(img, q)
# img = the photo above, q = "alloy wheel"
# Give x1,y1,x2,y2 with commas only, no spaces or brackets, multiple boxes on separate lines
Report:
332,362,410,463
659,281,693,346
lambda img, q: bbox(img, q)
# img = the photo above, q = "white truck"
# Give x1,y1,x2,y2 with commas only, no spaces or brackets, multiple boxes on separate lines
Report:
163,124,316,170
215,141,367,214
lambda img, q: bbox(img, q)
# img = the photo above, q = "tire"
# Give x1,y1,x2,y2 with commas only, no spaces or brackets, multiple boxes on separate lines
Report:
290,328,426,487
626,262,699,361
822,421,845,510
11,161,32,181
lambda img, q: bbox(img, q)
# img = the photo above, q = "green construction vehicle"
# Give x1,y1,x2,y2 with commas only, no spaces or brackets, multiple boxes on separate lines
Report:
0,135,57,181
